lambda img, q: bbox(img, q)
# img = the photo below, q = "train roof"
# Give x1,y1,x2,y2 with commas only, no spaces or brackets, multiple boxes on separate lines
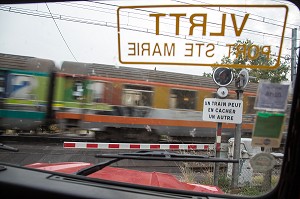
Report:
0,53,258,93
0,53,57,72
62,61,259,93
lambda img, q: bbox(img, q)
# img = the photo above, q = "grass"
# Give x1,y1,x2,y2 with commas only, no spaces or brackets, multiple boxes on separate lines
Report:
176,150,281,196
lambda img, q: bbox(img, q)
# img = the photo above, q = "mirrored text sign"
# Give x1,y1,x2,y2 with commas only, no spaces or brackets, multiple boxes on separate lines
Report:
117,5,288,69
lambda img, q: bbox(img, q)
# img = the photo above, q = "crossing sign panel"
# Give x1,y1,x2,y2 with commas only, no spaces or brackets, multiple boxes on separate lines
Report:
203,98,243,124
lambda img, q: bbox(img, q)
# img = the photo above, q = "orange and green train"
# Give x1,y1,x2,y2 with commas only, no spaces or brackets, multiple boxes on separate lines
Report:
0,53,257,142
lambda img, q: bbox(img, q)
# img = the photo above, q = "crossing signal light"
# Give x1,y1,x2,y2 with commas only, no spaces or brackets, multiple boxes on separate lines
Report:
213,67,233,87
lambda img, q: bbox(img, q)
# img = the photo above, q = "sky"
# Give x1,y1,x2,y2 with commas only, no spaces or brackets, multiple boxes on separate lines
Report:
0,0,299,76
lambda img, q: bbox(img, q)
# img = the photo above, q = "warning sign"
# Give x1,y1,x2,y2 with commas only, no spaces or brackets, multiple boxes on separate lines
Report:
252,112,285,148
203,98,243,124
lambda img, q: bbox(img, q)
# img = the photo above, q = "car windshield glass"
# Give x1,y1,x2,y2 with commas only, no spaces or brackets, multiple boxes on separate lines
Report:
0,0,299,197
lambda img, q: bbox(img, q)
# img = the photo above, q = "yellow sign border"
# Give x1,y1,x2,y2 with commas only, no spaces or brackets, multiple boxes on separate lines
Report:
117,4,288,69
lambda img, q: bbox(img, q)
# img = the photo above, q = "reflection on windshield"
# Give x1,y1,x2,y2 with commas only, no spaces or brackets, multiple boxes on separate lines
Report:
0,0,299,197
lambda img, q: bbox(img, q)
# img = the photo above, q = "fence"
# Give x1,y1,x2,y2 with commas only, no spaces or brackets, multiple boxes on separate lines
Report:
176,147,283,196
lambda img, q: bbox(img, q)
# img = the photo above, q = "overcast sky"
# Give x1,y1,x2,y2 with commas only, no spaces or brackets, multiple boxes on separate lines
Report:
0,0,299,76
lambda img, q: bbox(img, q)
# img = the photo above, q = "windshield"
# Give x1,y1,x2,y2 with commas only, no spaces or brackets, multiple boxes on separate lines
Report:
0,0,299,197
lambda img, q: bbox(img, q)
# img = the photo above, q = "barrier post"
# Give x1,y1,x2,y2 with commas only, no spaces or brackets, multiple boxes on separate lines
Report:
213,122,222,186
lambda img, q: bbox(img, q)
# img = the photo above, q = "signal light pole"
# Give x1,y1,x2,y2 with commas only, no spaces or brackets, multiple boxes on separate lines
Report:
231,69,248,189
212,67,233,186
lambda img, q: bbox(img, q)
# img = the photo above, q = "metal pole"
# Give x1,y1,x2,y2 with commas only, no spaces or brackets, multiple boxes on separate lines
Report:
213,122,222,186
231,90,243,189
262,147,272,192
291,28,297,88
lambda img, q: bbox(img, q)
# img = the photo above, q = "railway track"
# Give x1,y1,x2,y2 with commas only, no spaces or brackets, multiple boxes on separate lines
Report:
0,127,239,143
0,132,229,146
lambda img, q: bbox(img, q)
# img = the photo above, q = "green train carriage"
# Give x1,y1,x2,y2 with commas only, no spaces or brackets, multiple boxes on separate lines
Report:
0,53,57,133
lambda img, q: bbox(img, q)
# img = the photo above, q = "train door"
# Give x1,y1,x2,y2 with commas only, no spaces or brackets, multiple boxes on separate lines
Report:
0,71,6,123
60,76,88,133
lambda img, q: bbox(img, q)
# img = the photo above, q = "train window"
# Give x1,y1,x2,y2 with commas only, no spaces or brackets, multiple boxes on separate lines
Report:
88,81,105,103
122,85,153,106
63,77,86,101
0,73,5,98
73,80,84,100
170,89,196,110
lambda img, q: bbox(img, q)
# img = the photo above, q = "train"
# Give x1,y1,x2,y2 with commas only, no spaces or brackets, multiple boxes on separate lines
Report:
0,53,258,143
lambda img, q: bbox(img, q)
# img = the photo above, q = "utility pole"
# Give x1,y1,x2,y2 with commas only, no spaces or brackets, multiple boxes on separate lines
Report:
231,89,243,189
291,28,297,88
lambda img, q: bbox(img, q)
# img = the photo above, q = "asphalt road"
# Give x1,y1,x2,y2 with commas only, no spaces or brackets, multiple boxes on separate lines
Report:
0,140,184,174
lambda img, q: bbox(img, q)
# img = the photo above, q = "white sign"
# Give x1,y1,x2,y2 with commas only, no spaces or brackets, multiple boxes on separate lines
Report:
254,81,290,111
203,98,243,124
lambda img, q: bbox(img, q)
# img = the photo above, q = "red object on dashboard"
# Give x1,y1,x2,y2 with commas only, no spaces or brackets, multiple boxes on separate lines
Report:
26,162,224,194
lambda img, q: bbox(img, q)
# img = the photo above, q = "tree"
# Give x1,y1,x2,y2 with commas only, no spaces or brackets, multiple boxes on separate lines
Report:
202,72,212,78
203,39,290,83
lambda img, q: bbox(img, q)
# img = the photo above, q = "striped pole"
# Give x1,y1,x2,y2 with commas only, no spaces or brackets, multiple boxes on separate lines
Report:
63,142,214,151
216,123,222,153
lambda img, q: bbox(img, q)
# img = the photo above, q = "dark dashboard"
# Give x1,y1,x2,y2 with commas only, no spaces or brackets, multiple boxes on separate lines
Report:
0,163,214,199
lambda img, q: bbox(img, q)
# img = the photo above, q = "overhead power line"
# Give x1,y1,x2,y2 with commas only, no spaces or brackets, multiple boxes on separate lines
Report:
177,0,300,29
0,3,297,59
1,3,294,42
91,0,300,30
45,3,78,62
57,1,296,40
